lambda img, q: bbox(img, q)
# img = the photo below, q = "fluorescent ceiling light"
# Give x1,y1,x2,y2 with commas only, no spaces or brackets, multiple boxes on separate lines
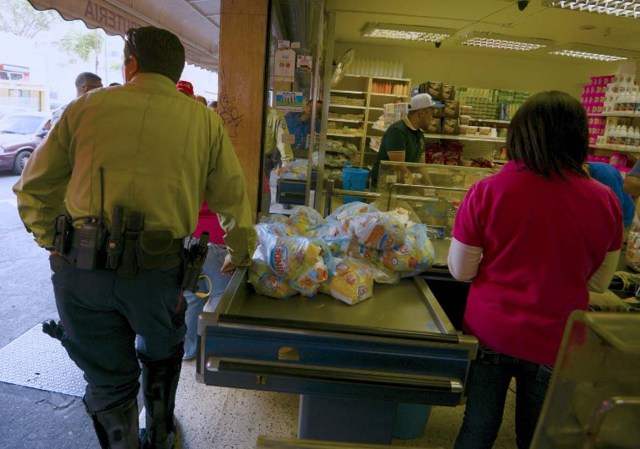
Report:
549,45,631,62
544,1,640,19
458,33,551,51
361,23,454,43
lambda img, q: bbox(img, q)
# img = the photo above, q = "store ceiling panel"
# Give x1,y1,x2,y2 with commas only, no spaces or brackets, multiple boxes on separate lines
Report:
26,0,220,71
326,0,640,59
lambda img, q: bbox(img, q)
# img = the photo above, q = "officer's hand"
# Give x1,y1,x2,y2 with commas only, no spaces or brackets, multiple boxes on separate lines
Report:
42,319,66,341
220,254,237,274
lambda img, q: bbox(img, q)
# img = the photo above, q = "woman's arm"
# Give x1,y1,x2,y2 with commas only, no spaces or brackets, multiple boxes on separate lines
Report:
588,250,621,293
447,237,483,281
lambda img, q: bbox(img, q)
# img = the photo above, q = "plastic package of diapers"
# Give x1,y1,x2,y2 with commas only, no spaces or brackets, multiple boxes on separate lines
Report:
320,258,373,305
248,259,298,299
286,206,325,234
340,212,406,251
378,224,435,275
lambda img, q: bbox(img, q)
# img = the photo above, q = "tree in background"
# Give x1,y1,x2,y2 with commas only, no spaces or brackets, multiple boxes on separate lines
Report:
59,30,104,73
0,0,56,38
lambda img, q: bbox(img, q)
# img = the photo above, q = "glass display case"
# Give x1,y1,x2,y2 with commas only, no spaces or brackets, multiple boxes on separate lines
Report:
532,311,640,449
375,161,496,237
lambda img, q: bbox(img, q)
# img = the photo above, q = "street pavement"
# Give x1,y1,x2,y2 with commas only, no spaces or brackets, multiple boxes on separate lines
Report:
0,173,99,449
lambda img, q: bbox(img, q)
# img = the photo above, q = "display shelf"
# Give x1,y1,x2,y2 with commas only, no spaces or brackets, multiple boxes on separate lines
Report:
424,133,506,143
370,92,410,98
331,89,366,95
371,76,411,82
330,74,412,168
327,118,364,123
469,118,511,125
601,112,640,118
371,124,387,132
327,132,364,138
329,104,367,110
590,144,640,153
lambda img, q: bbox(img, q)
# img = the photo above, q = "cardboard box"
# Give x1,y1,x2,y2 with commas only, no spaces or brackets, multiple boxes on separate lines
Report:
441,84,456,101
443,100,460,118
441,117,459,135
425,117,441,134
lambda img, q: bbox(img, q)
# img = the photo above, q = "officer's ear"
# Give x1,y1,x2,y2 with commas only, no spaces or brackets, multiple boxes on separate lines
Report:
123,55,139,82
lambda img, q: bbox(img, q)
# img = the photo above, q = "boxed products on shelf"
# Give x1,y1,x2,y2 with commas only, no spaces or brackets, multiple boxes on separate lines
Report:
372,80,409,96
582,74,614,116
601,71,639,115
418,81,456,101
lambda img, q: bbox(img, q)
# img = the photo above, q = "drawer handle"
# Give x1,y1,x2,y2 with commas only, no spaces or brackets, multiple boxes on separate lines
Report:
278,346,300,361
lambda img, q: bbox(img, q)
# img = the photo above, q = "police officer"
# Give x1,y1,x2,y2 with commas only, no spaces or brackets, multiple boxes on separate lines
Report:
13,26,256,449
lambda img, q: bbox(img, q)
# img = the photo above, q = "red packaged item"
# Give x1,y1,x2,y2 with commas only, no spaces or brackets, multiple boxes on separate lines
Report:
426,145,444,164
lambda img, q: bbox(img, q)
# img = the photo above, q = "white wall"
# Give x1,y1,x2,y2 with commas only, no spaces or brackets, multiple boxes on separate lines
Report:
334,42,626,99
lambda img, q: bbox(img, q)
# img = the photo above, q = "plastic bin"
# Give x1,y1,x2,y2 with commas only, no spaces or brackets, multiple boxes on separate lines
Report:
393,403,432,439
342,167,369,204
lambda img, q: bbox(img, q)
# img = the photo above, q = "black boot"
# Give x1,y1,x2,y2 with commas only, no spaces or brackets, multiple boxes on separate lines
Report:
86,397,140,449
140,358,181,449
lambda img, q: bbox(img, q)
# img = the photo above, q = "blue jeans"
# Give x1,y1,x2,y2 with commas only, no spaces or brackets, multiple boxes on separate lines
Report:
183,244,230,359
454,346,553,449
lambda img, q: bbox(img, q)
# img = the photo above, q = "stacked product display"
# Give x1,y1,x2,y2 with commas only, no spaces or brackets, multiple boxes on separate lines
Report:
590,69,640,154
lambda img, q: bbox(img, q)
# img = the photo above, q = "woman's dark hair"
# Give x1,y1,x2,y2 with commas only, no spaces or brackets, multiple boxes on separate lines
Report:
124,27,185,84
507,90,588,179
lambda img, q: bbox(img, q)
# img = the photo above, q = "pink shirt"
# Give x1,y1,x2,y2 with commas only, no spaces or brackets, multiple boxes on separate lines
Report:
453,161,623,365
193,201,225,245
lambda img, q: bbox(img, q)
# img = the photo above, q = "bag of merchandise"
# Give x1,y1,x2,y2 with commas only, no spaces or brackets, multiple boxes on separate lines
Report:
328,201,379,221
319,258,373,305
340,211,406,251
286,206,325,234
256,234,323,279
255,222,296,242
248,258,298,299
290,255,329,296
378,224,434,275
345,256,400,285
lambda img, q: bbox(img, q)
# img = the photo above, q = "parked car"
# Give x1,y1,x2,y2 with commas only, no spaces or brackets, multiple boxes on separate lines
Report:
0,112,50,175
0,105,28,120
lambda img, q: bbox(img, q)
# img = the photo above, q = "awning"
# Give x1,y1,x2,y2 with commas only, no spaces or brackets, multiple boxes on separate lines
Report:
26,0,220,71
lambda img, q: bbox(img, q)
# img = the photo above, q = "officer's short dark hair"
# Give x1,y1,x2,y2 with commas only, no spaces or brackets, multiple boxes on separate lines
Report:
507,90,588,179
124,27,185,84
75,72,102,89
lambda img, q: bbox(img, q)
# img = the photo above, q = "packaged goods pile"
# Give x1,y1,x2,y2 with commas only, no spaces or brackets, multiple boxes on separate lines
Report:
248,204,435,305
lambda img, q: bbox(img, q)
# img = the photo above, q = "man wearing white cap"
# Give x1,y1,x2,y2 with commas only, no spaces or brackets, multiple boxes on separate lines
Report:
371,93,443,187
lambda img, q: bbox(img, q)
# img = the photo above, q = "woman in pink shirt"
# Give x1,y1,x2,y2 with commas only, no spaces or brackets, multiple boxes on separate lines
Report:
183,202,230,360
448,91,623,449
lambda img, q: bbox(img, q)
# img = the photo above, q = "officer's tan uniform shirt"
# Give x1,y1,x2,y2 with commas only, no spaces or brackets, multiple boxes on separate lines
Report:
13,73,256,266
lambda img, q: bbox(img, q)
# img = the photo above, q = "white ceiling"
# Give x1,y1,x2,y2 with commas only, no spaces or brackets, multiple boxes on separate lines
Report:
325,0,640,60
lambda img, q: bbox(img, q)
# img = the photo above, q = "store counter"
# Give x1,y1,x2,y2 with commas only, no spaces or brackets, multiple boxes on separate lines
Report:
196,268,477,444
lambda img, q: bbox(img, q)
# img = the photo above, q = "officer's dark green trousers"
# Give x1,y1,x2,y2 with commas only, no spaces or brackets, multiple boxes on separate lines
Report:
49,252,186,413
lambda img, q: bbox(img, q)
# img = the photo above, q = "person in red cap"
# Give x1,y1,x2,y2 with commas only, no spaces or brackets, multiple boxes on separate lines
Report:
176,79,194,97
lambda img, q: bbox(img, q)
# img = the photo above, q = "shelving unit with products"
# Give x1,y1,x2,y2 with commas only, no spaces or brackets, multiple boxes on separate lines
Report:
329,74,411,168
584,71,640,169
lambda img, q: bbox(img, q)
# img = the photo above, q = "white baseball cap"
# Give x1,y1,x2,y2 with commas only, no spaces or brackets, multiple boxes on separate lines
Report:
408,93,443,111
